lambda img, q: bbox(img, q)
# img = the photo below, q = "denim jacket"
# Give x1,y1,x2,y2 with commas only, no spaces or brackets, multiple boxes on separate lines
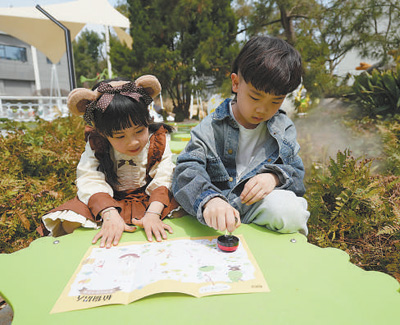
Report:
172,98,305,224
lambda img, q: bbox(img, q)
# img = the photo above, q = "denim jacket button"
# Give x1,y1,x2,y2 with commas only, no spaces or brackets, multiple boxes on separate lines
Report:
268,158,272,162
228,149,233,154
229,177,233,182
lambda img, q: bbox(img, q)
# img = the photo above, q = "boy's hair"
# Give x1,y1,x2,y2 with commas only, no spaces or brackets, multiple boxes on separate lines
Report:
232,36,302,95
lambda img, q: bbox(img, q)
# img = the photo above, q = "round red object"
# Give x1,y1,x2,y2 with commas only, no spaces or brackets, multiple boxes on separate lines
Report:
217,235,239,253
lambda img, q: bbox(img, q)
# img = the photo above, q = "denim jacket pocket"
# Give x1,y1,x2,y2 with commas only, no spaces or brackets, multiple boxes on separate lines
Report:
206,156,230,182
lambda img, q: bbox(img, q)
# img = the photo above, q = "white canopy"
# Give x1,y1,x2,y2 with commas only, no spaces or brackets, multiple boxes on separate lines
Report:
0,0,133,63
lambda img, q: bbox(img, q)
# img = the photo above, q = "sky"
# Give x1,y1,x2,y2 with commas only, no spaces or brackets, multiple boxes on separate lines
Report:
0,0,122,34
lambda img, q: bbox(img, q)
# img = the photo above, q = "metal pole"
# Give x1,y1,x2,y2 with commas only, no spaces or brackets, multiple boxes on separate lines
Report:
105,25,112,79
35,5,76,90
31,45,42,95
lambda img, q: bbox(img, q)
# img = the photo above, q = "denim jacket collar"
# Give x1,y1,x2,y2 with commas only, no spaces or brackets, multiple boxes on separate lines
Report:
213,98,238,128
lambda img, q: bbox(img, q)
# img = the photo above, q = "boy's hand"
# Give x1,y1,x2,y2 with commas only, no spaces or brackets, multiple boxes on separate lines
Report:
132,213,173,242
203,197,241,233
93,208,137,249
240,173,280,205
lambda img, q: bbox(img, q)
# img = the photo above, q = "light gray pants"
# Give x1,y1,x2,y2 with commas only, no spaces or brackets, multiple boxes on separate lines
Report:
237,189,310,236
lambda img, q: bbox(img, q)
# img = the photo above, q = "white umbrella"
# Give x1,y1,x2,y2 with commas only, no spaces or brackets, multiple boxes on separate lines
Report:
0,0,132,64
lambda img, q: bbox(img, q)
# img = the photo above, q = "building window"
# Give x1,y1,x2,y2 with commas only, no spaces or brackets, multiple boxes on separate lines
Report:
0,44,27,62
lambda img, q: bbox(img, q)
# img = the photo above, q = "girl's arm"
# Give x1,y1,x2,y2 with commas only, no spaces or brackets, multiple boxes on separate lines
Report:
92,207,136,248
77,142,135,247
131,201,173,242
76,141,114,205
131,137,174,241
145,136,175,196
76,141,122,219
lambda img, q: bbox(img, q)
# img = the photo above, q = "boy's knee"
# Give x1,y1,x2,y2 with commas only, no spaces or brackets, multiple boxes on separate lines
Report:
250,190,310,235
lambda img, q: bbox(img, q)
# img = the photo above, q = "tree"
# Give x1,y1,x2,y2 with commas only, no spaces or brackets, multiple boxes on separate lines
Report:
111,0,238,121
343,0,400,64
235,0,400,98
73,30,106,88
236,0,315,45
303,0,400,96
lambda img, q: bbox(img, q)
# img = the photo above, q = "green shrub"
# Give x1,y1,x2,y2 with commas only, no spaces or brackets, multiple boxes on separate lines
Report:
306,149,400,281
351,65,400,117
376,115,400,175
0,116,85,253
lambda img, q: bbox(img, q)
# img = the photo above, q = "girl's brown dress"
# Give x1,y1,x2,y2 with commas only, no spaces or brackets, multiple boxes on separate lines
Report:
39,126,179,236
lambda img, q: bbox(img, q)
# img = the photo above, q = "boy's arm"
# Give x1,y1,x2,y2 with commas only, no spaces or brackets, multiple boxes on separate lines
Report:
203,197,240,232
262,121,305,196
172,127,227,225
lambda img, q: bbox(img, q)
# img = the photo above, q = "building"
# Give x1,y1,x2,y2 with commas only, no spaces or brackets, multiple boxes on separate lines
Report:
0,31,70,96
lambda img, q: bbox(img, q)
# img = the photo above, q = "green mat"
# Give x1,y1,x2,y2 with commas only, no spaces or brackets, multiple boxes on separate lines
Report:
171,132,191,142
170,140,188,154
1,216,399,324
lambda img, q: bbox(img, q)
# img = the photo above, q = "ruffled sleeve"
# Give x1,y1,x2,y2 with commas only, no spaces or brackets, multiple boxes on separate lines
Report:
76,141,115,207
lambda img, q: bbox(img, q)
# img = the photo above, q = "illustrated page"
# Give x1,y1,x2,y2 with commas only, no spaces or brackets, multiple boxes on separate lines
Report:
51,235,269,313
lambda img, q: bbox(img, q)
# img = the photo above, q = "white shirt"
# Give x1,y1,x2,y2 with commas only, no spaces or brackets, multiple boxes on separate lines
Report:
230,102,268,179
76,132,175,204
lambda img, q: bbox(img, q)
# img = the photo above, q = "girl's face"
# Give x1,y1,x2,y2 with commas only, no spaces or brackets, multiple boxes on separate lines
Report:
106,124,149,156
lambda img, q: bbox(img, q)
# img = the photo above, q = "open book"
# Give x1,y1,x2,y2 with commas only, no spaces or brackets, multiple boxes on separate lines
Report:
51,235,269,313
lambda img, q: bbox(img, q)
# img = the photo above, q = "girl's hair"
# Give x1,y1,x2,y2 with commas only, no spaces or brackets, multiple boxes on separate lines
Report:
91,77,151,136
90,78,173,187
93,92,152,137
232,36,302,96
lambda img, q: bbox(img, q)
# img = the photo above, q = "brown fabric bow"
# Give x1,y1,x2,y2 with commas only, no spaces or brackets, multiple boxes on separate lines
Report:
96,82,148,112
117,159,137,168
84,81,153,125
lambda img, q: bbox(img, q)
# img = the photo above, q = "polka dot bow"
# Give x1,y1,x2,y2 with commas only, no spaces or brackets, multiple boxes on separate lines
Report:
84,81,153,124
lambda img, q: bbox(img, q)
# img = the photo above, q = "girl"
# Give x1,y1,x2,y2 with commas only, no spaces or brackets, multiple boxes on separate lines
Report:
41,75,179,248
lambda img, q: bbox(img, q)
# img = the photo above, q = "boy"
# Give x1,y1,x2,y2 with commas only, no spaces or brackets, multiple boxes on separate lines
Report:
172,36,310,235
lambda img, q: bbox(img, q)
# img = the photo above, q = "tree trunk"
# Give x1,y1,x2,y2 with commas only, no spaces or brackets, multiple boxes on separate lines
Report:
279,4,296,45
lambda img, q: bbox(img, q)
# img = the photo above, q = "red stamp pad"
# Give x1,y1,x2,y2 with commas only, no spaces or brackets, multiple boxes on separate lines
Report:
217,235,239,253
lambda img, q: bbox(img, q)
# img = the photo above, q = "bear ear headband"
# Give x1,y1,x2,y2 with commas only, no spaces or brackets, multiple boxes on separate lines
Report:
67,75,162,119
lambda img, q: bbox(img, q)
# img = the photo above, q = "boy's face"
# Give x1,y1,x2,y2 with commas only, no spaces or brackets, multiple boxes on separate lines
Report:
231,73,286,129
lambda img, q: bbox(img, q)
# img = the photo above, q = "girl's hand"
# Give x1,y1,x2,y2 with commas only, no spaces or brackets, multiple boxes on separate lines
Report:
203,197,241,233
92,208,137,248
131,213,173,242
240,173,280,205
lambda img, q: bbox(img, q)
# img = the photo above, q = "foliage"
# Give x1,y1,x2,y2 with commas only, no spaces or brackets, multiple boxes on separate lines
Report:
376,115,400,175
235,0,332,99
73,30,107,88
347,0,400,63
351,66,400,117
235,0,400,100
0,116,85,253
305,149,400,281
293,85,311,113
110,0,238,121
